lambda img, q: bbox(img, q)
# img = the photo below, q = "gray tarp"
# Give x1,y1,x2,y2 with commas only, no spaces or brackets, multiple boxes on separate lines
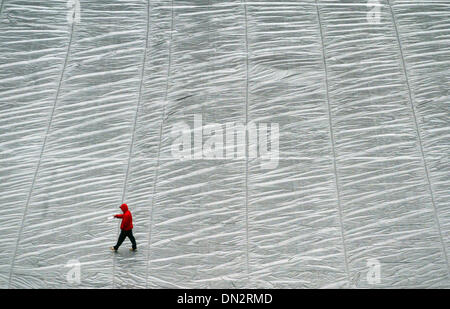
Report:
0,0,449,288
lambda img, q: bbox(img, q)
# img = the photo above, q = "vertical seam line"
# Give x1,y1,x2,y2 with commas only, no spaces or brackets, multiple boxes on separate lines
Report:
242,0,250,281
315,0,351,286
387,0,450,277
7,19,76,288
0,0,5,19
145,0,174,289
112,0,151,289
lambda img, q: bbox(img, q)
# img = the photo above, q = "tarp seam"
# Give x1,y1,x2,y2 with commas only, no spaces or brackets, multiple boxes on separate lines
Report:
112,0,152,289
145,0,174,289
7,18,76,288
242,0,251,282
0,0,5,19
387,0,450,278
315,0,351,287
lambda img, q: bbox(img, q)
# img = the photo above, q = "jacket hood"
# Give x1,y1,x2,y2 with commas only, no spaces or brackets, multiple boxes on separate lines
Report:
120,203,128,213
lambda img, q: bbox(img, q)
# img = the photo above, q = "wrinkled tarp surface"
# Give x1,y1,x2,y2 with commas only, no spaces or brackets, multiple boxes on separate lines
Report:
0,0,449,288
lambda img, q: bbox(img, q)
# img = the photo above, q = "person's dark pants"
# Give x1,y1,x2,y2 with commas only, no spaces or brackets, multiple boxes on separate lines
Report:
114,229,137,250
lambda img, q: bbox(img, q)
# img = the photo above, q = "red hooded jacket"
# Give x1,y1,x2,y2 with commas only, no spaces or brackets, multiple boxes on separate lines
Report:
114,203,133,231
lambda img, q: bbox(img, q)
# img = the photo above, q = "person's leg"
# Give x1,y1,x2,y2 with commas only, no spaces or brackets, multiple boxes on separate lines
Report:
114,230,127,250
127,230,137,250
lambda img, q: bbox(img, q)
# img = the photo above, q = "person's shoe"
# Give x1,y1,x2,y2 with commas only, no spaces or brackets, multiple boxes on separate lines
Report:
129,248,137,252
110,247,118,252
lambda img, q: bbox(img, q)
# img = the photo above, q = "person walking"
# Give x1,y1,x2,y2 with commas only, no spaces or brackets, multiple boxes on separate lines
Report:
110,203,137,252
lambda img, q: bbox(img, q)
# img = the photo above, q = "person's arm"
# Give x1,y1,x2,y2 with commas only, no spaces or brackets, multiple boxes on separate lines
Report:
114,214,124,218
